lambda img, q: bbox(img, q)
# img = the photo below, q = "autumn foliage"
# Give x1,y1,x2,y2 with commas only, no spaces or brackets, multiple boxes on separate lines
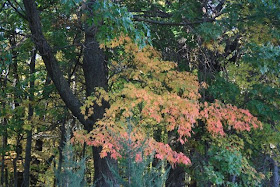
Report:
75,37,262,166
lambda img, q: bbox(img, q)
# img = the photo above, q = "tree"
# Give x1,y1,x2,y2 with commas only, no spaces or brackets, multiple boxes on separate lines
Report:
55,122,86,187
1,0,279,186
74,37,262,185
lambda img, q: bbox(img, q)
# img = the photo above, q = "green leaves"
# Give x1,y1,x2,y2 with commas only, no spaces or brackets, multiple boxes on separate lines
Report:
243,43,280,75
208,75,240,103
202,144,264,186
246,84,280,121
89,0,150,48
0,34,12,73
196,22,223,42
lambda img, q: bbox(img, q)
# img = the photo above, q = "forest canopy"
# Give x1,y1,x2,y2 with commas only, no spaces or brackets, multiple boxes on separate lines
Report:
0,0,280,186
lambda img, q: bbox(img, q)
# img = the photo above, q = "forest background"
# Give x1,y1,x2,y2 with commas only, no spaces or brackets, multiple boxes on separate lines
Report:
0,0,280,186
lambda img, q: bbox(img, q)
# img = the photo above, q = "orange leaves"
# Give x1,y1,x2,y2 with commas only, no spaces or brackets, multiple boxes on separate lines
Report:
100,35,132,49
200,100,262,136
115,84,200,141
78,37,262,167
147,140,191,166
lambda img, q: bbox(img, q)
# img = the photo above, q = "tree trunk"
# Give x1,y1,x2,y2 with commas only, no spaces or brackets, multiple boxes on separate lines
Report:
166,132,185,187
22,49,36,187
1,118,7,187
10,33,23,187
22,1,117,185
23,0,92,128
166,165,185,187
13,136,22,187
83,29,116,186
1,74,8,187
57,117,66,176
270,157,279,187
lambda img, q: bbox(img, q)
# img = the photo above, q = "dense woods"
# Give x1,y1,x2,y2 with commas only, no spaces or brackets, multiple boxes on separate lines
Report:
0,0,280,186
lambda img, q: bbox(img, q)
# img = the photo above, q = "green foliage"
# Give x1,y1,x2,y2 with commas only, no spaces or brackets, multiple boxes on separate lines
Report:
2,0,280,185
196,22,223,42
246,84,280,122
90,0,150,48
55,125,86,187
208,75,240,103
201,144,264,187
0,34,12,73
171,1,202,22
243,43,280,75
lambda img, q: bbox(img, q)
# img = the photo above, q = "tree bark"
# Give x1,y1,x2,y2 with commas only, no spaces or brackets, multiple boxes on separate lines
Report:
22,49,36,187
166,165,185,187
57,116,66,177
270,157,279,187
166,132,186,187
13,135,22,187
22,0,92,128
1,117,7,187
10,32,23,187
22,0,116,186
83,26,116,187
1,73,8,187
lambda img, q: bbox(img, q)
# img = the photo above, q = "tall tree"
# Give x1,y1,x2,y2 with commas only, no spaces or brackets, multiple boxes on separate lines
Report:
22,0,115,185
22,49,36,187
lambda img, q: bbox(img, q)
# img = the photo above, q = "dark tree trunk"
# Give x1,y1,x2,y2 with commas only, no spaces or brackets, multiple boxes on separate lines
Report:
166,132,185,187
1,74,8,187
83,31,108,95
22,49,36,187
22,0,92,128
10,33,23,187
22,1,116,186
5,168,8,187
57,117,66,176
1,118,7,187
13,136,22,187
270,157,279,187
166,165,185,187
83,29,116,186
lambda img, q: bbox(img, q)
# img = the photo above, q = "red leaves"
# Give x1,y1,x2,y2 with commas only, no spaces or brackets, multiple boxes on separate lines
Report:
200,100,262,135
77,39,262,166
147,140,191,167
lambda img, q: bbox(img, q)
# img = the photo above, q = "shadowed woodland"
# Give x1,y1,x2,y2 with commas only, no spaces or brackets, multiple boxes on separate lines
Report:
0,0,280,186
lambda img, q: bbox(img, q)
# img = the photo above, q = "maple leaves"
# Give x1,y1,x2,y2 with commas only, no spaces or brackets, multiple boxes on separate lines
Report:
200,101,262,135
76,37,262,166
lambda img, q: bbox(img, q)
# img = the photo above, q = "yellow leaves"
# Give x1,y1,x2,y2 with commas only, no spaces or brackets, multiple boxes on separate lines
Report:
22,116,52,131
80,106,86,116
203,40,215,51
81,13,87,22
23,121,32,131
100,35,132,49
78,36,263,167
80,87,110,119
202,40,225,53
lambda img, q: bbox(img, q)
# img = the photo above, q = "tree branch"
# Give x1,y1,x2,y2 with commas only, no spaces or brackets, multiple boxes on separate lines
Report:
22,0,93,128
131,10,172,18
0,1,7,12
133,16,215,26
7,0,27,20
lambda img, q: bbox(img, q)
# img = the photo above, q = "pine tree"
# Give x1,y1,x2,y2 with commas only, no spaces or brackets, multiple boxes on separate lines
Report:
55,123,86,187
105,118,169,187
